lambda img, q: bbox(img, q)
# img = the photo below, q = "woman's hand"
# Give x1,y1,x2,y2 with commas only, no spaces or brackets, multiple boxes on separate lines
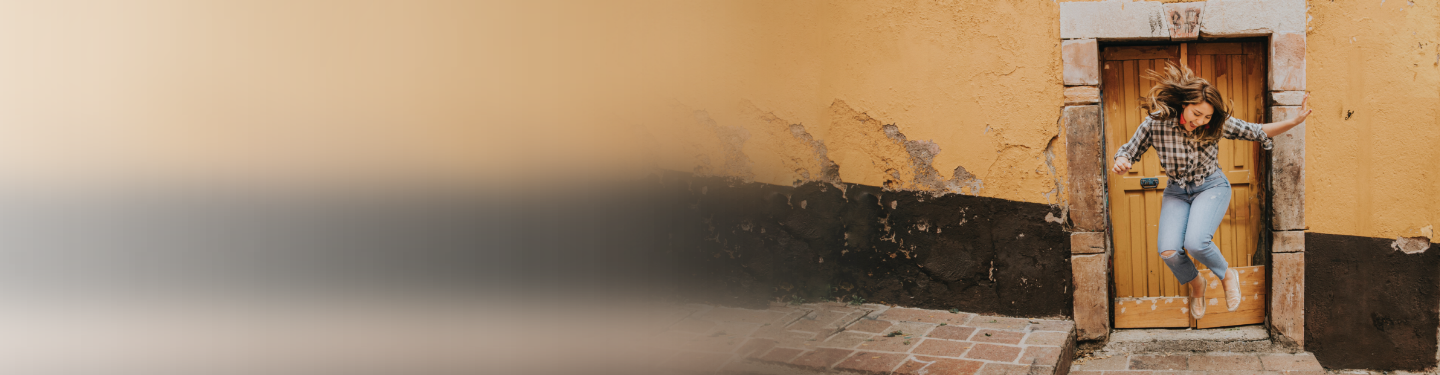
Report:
1294,93,1312,124
1262,92,1313,137
1112,157,1132,175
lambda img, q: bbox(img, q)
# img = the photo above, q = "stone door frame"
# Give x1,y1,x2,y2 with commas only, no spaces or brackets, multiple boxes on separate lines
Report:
1060,0,1307,349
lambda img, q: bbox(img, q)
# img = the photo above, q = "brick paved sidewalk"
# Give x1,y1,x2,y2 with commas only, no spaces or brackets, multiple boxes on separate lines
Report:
646,302,1077,375
1070,352,1326,375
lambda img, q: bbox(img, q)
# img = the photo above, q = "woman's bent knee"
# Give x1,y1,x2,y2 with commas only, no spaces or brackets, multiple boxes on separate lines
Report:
1185,238,1213,253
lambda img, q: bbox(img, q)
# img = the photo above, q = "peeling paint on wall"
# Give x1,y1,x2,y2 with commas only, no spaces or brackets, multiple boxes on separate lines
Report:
1041,121,1065,207
826,100,936,192
735,101,841,187
787,123,842,187
691,110,754,181
882,123,947,192
950,165,986,196
1393,236,1433,254
824,100,992,196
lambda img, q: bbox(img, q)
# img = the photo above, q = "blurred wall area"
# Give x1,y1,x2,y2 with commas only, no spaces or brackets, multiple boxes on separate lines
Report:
1,1,515,189
0,3,697,371
0,0,1073,306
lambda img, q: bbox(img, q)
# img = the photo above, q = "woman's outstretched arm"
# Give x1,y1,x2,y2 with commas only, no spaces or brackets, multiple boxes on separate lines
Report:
1112,117,1153,174
1261,93,1312,137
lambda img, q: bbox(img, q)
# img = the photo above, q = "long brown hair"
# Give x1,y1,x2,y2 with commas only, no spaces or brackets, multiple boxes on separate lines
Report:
1139,63,1230,142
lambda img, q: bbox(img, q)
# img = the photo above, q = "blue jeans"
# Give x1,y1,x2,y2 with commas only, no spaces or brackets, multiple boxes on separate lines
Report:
1157,170,1231,285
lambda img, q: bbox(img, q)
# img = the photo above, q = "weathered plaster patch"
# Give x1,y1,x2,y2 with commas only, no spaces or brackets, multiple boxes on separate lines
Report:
948,165,985,196
826,100,915,191
1041,127,1065,207
1393,236,1432,254
734,102,841,187
825,100,981,196
687,110,754,180
882,124,947,192
787,124,842,187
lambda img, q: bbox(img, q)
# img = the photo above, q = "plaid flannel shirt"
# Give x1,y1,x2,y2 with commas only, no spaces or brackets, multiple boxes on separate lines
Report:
1114,113,1274,188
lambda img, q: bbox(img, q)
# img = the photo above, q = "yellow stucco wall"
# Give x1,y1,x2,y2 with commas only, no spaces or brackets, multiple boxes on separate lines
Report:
643,0,1071,205
7,0,1434,241
1307,0,1440,240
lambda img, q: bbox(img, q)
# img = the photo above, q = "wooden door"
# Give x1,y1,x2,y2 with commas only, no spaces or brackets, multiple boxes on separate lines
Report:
1104,42,1268,329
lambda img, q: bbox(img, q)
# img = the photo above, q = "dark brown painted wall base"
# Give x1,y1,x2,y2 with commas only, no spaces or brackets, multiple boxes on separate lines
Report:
1306,232,1440,371
655,171,1073,318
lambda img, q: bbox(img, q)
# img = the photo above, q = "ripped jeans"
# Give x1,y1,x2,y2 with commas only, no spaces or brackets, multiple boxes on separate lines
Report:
1157,170,1232,285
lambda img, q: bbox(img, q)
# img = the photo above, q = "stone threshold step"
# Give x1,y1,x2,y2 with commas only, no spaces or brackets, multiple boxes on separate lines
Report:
1100,325,1282,354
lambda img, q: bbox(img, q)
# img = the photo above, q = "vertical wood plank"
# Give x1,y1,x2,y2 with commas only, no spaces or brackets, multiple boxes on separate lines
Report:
1223,52,1242,267
1129,193,1148,298
1233,54,1251,167
1103,58,1132,298
1146,57,1162,299
1244,42,1265,266
1227,177,1239,265
1126,59,1145,299
1138,60,1161,178
1238,185,1253,263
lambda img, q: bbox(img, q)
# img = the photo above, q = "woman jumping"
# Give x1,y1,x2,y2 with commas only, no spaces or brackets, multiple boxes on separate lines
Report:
1112,63,1311,320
